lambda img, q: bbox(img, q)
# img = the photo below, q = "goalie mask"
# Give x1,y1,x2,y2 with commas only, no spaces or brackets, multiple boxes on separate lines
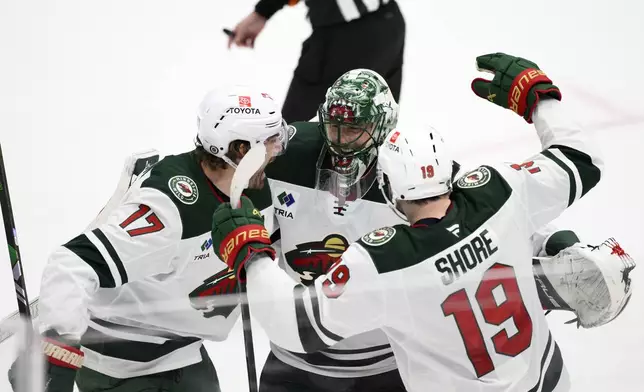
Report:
196,86,291,168
316,69,399,200
377,126,454,221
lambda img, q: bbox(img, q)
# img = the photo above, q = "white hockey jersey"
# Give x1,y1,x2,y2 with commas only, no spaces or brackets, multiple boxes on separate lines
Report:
262,105,589,378
38,151,274,378
265,121,406,377
250,100,602,391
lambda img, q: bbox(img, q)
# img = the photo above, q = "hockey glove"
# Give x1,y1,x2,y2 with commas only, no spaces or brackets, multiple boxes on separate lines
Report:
533,238,636,328
211,196,275,281
471,53,561,123
9,329,84,392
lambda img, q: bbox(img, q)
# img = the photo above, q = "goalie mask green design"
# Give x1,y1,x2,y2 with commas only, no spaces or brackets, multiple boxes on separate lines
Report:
319,69,398,158
316,69,399,200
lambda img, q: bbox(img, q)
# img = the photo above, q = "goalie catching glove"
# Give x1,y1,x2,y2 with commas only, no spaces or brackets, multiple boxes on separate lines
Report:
8,329,84,392
211,196,275,281
471,52,561,123
534,238,636,328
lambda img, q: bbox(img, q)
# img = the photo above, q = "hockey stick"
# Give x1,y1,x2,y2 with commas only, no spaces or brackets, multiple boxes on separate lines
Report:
230,142,267,392
0,144,33,318
0,144,43,391
230,143,267,209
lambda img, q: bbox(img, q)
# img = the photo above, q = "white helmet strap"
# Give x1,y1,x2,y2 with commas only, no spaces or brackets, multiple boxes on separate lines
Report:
221,154,238,169
377,169,408,222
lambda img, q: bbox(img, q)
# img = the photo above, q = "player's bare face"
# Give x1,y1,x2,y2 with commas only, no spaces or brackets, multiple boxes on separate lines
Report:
326,123,374,154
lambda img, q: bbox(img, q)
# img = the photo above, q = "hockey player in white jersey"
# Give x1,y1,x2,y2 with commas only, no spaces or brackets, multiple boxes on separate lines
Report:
230,66,634,390
209,53,634,391
8,86,290,392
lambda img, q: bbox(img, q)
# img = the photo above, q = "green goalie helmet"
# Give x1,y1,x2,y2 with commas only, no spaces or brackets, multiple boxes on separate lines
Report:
319,69,399,157
316,69,399,200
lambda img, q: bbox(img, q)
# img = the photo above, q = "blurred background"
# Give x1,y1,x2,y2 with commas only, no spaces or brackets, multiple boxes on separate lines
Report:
0,0,642,390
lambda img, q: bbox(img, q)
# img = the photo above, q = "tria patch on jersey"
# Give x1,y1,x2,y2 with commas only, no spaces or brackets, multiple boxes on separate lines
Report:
273,188,299,219
168,175,199,205
456,167,491,189
361,227,396,247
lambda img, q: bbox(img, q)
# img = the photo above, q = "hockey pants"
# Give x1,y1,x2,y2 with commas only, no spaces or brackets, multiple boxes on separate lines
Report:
75,345,220,392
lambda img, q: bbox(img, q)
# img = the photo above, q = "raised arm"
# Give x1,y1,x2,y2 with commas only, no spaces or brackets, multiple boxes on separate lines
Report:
492,98,602,233
471,53,603,233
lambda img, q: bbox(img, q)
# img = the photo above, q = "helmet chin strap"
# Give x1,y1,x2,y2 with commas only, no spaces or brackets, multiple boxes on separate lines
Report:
221,155,238,170
377,170,408,222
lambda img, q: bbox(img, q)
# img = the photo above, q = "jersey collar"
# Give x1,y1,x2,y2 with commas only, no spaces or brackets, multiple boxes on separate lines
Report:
411,200,455,228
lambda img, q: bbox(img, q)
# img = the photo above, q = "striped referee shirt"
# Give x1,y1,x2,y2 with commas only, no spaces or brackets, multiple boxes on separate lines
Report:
255,0,395,28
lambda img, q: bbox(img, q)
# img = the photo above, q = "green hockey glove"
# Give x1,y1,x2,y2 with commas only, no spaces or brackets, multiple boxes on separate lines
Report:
211,196,275,281
9,330,84,392
471,53,561,123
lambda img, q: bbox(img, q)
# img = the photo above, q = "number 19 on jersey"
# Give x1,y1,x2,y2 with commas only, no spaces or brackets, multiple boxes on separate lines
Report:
441,263,533,377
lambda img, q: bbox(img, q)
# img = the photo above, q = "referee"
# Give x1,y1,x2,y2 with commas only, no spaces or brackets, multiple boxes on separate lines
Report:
228,0,406,123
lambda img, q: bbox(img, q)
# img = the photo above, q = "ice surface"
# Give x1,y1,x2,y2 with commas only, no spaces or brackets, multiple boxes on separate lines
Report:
0,0,642,391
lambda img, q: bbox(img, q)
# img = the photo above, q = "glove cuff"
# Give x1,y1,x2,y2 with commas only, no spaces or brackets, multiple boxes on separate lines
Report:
237,245,277,282
42,337,84,370
219,224,271,265
532,258,573,312
508,68,552,118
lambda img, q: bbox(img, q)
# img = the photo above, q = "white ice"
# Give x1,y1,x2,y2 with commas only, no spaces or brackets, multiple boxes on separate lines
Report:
0,0,642,391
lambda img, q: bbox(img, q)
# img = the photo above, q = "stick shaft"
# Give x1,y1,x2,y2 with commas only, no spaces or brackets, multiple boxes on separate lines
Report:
239,282,258,391
0,144,31,317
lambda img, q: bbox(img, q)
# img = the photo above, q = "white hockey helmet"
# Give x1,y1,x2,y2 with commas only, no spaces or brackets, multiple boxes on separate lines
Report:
196,86,290,166
377,126,453,219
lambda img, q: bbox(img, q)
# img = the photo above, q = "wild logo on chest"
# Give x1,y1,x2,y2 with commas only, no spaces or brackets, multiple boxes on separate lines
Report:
435,229,498,285
285,234,349,284
189,267,238,318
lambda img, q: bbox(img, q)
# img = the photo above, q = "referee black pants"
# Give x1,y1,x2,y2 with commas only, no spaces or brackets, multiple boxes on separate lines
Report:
281,1,406,123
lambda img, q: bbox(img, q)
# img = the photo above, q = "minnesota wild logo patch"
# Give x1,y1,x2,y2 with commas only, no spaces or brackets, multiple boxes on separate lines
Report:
168,175,199,205
361,227,396,247
456,167,491,189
